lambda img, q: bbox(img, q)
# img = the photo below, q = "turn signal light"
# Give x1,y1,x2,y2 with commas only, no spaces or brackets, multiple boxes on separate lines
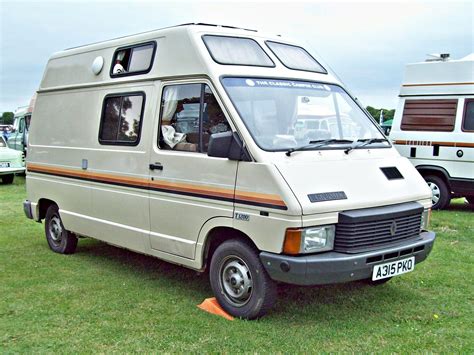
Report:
283,229,301,255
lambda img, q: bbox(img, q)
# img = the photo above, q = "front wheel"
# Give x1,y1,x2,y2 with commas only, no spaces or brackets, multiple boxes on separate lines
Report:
425,175,450,210
209,239,277,319
1,174,14,184
45,205,78,254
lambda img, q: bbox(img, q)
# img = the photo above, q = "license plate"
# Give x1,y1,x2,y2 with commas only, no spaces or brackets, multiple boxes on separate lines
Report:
372,256,415,281
0,162,10,168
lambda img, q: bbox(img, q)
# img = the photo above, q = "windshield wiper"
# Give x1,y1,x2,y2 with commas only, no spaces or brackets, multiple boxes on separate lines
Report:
344,138,389,155
286,139,353,156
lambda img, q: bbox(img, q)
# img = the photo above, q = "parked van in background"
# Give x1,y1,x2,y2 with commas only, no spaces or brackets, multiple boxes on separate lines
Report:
23,24,436,319
391,54,474,209
10,94,36,163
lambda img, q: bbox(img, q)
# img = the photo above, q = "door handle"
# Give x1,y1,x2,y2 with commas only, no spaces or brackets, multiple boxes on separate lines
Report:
149,163,163,171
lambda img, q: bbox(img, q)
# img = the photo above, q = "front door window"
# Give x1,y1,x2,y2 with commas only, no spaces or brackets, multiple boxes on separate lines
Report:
159,83,231,153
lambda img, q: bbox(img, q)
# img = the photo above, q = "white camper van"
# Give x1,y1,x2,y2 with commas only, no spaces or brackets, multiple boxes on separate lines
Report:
390,54,474,209
10,94,36,159
24,24,436,319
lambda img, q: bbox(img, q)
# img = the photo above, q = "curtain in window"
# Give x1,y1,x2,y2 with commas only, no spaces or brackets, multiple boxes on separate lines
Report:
161,86,179,122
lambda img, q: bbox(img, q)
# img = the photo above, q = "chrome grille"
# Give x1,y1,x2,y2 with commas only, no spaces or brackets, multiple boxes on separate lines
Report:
335,209,422,253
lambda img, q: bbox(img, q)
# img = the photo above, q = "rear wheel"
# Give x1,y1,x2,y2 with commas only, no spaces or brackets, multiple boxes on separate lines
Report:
1,174,14,184
209,239,276,319
45,205,78,254
425,175,450,210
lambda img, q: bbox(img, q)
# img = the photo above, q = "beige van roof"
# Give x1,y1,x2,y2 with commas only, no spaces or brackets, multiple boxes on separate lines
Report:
39,24,340,92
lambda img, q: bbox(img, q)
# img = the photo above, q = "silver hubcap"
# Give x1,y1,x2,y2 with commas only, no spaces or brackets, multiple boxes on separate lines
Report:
49,216,63,243
427,181,441,205
220,256,253,307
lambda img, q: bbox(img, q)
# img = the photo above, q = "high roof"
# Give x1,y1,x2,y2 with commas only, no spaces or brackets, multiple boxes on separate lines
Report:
399,54,474,96
38,24,340,93
63,23,261,51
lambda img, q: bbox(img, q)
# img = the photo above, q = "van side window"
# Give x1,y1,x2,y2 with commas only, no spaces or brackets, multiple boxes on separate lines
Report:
462,99,474,131
401,99,457,132
111,42,156,77
99,93,145,145
159,84,231,153
25,115,31,131
18,118,24,134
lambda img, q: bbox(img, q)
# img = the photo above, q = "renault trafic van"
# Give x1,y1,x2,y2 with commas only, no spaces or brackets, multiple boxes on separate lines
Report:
23,24,436,319
390,54,474,209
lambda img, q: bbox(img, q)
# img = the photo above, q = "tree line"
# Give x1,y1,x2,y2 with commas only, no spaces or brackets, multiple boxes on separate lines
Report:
366,106,395,124
1,112,14,125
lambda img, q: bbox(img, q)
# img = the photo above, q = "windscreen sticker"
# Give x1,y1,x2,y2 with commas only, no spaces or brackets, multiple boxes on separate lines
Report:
223,78,328,90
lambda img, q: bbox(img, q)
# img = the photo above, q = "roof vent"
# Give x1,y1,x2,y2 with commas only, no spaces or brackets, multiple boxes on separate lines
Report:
425,53,450,62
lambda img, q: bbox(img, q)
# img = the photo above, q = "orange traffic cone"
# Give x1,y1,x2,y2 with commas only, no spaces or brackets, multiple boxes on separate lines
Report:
197,297,234,320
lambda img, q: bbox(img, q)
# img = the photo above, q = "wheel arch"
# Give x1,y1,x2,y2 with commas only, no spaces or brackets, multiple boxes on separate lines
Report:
37,198,58,221
415,165,451,189
197,217,258,271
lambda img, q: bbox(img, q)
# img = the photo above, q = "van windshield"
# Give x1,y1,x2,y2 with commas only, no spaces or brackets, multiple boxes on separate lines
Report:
222,77,386,151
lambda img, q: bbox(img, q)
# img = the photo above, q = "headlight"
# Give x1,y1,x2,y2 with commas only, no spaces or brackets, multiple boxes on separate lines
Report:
283,225,335,255
420,208,431,230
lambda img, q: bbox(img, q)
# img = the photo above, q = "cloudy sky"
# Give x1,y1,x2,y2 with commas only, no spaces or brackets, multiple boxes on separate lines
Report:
0,0,472,112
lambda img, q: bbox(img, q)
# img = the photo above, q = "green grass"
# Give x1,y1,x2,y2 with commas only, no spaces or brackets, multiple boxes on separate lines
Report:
1,176,473,352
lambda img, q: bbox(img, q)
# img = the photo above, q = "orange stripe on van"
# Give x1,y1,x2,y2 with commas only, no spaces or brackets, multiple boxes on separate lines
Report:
235,190,287,207
149,179,234,199
393,140,474,148
26,163,287,210
27,163,150,187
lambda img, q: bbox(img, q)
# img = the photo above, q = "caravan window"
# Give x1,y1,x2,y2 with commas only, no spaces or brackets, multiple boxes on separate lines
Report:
401,99,457,132
462,99,474,131
110,42,156,77
159,83,231,153
99,93,145,145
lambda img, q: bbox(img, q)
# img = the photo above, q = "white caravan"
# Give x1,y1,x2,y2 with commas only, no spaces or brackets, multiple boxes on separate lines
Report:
390,54,474,209
10,94,36,159
24,24,435,319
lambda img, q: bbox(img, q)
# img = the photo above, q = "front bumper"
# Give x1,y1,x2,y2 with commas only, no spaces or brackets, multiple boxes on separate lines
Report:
23,200,34,220
0,167,25,175
260,231,435,286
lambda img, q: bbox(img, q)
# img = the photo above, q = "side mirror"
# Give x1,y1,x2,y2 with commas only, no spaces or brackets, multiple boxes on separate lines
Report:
207,131,251,161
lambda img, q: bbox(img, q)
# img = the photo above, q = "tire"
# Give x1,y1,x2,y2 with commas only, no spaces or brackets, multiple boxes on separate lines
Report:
1,174,14,184
45,205,78,254
363,277,392,286
209,239,277,320
425,175,450,210
466,196,474,206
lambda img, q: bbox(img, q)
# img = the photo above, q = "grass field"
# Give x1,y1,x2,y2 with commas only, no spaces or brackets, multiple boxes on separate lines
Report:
1,176,473,352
